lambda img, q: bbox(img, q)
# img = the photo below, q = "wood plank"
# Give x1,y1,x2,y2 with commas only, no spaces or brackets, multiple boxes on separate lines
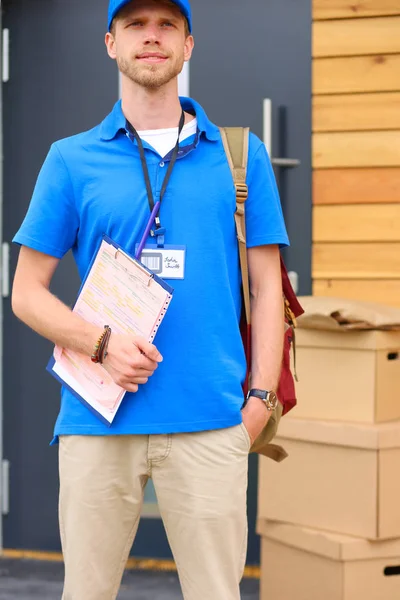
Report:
313,92,400,132
313,279,400,308
313,130,400,168
313,16,400,58
313,168,400,205
313,0,400,21
313,242,400,278
313,54,400,94
313,204,400,242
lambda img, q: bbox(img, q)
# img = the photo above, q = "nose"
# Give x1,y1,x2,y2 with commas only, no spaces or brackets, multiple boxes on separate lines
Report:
143,23,161,45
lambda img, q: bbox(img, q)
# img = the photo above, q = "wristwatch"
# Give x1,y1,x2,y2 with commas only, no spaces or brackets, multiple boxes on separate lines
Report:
246,388,279,412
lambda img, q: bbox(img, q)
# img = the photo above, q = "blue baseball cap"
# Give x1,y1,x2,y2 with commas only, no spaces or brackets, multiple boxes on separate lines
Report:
108,0,192,33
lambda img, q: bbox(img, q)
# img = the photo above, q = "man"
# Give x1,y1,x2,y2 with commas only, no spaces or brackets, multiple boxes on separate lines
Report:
12,0,289,598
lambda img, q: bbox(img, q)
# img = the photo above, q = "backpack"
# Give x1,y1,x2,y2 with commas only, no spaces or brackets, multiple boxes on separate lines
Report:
219,127,304,462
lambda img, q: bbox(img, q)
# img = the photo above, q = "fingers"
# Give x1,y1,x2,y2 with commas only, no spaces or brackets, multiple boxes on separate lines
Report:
102,363,149,390
103,336,163,391
133,338,163,363
119,376,147,389
133,368,154,378
130,376,148,385
121,383,139,393
133,355,159,372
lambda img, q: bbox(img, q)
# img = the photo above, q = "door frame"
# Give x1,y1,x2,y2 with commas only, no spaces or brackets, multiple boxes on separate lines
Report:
0,6,5,551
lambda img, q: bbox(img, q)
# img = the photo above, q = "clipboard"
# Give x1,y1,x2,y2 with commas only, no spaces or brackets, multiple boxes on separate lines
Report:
47,235,174,426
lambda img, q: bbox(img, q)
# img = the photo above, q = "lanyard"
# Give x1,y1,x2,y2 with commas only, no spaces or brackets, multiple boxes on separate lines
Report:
127,110,185,246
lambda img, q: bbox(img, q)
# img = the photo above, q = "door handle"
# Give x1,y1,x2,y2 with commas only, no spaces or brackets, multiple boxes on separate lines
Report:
263,99,300,169
271,158,300,168
2,29,10,83
2,242,10,298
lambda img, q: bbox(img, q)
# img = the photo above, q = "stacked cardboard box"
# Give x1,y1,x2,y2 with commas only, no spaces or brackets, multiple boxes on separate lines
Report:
257,520,400,600
258,328,400,600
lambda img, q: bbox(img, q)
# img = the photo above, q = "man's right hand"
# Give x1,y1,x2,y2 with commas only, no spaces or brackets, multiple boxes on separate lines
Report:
102,334,163,393
11,248,163,393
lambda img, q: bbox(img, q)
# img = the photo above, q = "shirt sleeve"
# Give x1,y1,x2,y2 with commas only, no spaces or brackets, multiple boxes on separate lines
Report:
245,134,290,249
13,143,79,258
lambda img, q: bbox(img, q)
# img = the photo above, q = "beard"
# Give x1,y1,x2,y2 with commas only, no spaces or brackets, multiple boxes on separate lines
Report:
117,52,184,89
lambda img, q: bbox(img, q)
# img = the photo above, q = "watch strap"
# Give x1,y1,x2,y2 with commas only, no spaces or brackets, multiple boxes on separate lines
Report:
247,388,278,411
248,389,269,400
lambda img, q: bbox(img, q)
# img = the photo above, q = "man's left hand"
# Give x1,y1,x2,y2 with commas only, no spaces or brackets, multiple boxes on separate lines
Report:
241,396,272,446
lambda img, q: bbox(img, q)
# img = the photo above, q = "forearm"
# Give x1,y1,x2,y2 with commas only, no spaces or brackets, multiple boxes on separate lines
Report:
250,283,284,391
12,283,102,357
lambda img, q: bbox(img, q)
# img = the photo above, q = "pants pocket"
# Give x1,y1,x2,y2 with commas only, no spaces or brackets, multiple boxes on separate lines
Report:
239,423,251,452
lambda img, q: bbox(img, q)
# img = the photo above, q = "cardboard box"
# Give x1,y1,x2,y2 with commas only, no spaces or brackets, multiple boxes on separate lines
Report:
258,418,400,539
258,519,400,600
291,329,400,423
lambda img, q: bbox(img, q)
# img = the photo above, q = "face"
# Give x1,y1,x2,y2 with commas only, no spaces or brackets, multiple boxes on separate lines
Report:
106,0,194,90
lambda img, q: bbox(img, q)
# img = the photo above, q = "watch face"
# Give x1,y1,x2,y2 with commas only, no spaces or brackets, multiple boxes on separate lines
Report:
267,391,278,409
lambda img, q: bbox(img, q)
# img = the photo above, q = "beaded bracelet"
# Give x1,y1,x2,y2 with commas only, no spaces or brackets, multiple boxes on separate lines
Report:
91,325,112,364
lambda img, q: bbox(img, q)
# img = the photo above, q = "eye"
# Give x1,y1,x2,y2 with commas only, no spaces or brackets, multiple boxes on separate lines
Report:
161,21,174,28
129,20,144,27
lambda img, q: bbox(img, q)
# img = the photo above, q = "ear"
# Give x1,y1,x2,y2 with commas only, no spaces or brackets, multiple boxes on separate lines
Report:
105,32,117,60
183,35,194,62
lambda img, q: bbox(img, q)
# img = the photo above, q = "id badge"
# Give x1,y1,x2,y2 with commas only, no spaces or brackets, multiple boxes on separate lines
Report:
135,244,186,280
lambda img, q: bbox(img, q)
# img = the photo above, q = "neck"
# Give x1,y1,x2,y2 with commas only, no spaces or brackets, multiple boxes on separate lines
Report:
121,75,185,130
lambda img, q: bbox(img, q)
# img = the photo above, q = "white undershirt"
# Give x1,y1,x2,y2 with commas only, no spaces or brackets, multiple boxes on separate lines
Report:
138,118,198,158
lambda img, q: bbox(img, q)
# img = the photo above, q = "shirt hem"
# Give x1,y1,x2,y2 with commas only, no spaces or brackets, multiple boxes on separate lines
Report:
50,415,243,445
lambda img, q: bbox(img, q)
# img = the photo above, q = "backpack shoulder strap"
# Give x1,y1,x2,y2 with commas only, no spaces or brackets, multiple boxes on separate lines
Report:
219,127,251,324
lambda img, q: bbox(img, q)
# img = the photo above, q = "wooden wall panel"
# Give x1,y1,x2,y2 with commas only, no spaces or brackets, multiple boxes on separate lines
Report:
313,0,400,21
313,242,400,278
313,130,400,168
313,168,400,205
313,16,400,57
313,54,400,94
313,279,400,308
312,7,400,308
313,93,400,132
314,204,400,242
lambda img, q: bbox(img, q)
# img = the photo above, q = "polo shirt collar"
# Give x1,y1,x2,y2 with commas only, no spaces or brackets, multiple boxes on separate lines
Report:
181,97,220,142
99,100,127,141
99,97,220,142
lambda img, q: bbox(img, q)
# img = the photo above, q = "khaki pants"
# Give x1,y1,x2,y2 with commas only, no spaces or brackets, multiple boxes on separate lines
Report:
59,423,250,600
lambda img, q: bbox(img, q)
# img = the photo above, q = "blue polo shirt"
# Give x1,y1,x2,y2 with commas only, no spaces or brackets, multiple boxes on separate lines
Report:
14,98,289,437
